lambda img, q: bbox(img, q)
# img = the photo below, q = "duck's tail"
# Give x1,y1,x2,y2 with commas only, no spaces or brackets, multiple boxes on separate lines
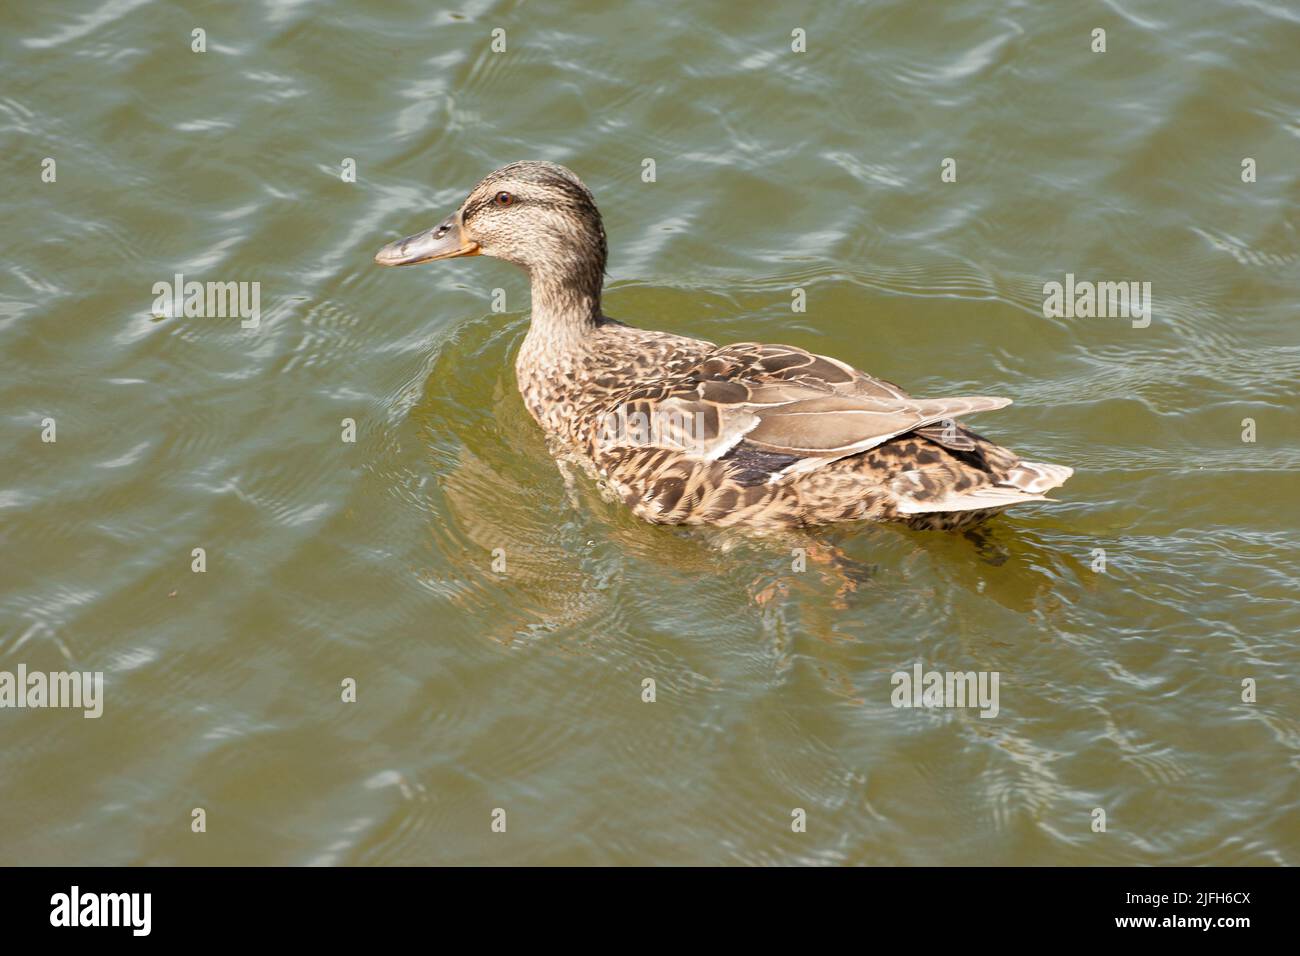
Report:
891,459,1073,518
1002,459,1074,495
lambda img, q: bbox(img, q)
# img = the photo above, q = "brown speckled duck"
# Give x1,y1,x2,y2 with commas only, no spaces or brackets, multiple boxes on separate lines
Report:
375,161,1072,530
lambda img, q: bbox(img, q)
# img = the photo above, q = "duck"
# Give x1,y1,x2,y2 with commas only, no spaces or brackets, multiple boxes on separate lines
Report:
374,161,1072,531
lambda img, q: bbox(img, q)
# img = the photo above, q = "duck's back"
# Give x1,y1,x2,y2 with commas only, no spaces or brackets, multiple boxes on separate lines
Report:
516,323,1071,530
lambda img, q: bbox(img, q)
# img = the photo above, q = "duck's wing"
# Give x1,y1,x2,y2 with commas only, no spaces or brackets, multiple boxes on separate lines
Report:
723,343,988,453
600,342,1010,481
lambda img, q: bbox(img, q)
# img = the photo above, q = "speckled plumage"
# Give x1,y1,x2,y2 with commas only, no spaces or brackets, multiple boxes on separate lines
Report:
376,161,1073,530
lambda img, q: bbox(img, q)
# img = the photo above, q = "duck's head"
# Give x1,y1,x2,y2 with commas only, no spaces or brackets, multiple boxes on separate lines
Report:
374,161,607,288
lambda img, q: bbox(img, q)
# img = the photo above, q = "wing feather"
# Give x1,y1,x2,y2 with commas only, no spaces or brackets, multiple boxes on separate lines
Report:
598,342,1012,481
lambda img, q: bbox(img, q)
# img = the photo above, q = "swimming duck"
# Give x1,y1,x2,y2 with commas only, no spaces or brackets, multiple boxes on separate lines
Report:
374,161,1072,530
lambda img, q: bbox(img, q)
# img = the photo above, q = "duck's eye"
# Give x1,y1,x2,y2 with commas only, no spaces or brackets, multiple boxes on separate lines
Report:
495,191,514,206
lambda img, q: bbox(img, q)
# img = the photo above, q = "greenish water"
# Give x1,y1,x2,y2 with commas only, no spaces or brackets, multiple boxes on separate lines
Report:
2,0,1298,865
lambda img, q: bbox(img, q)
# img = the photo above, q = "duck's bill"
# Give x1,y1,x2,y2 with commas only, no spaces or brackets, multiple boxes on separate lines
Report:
373,214,480,266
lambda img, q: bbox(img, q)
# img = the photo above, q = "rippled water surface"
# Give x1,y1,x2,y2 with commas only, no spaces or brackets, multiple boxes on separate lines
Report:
2,0,1298,865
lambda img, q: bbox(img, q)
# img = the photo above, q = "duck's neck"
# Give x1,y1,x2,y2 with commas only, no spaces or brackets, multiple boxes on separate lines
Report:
521,259,604,357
